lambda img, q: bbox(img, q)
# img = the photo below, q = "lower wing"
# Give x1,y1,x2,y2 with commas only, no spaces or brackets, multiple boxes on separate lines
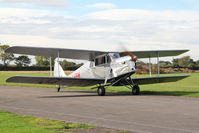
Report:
114,75,190,86
6,76,104,87
6,75,190,87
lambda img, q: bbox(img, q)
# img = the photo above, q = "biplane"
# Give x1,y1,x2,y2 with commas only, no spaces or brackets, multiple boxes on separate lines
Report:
5,46,190,96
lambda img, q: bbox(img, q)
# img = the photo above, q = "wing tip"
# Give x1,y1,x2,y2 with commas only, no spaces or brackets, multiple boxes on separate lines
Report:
5,46,22,53
5,47,13,53
6,76,17,83
180,49,190,54
181,74,191,78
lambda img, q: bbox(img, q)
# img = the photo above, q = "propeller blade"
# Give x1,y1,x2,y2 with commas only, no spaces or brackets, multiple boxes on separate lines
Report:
119,45,137,61
124,51,137,61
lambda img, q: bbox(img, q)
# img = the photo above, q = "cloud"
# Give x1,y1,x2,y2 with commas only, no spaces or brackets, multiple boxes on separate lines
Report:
88,9,199,21
87,3,116,9
0,0,68,8
0,8,198,60
0,8,53,24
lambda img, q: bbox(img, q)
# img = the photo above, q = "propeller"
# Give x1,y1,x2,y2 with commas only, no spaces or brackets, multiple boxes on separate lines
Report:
119,45,137,62
124,51,137,62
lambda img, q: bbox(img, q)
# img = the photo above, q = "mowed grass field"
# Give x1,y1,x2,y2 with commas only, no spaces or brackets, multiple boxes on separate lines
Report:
0,111,131,133
0,71,199,98
0,111,95,133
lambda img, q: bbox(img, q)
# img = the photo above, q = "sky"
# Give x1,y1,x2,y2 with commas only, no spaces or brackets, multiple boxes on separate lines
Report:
0,0,199,61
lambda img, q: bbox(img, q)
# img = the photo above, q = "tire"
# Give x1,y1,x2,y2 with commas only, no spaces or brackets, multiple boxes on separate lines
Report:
132,85,140,95
97,86,106,96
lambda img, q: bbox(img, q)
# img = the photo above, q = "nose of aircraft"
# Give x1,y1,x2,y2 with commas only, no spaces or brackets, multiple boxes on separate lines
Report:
129,61,136,71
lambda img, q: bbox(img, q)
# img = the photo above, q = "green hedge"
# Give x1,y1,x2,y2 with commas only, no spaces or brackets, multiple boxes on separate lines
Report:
0,66,80,71
161,66,199,70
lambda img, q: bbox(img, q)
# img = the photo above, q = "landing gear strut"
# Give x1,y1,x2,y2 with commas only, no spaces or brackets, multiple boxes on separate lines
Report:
57,86,61,92
132,85,140,95
97,86,106,96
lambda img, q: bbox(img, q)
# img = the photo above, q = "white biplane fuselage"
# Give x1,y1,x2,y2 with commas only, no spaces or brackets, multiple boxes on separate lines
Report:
69,53,136,80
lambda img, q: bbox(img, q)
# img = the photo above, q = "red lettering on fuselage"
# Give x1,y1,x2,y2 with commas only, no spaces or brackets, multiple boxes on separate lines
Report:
73,73,80,78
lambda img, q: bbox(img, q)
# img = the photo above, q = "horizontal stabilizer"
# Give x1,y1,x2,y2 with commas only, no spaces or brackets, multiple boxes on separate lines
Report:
6,76,104,87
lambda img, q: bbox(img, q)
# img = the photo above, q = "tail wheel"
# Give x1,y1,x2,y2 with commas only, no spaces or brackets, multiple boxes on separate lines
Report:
97,86,106,96
132,85,140,95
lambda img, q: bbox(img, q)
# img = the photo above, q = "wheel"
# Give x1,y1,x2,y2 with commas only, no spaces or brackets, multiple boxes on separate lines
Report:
132,85,140,95
97,86,106,96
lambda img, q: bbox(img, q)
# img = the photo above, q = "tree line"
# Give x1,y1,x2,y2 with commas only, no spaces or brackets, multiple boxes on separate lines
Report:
135,56,199,74
0,44,82,70
159,56,199,69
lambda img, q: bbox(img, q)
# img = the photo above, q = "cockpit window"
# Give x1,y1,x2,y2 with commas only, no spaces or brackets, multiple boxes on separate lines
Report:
95,55,111,66
95,56,105,66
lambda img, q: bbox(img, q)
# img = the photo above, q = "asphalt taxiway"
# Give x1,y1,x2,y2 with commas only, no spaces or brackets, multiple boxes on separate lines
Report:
0,86,199,133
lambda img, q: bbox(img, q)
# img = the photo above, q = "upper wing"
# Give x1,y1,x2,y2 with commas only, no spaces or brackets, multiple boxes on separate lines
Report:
6,76,104,87
113,75,190,86
119,50,189,59
5,46,107,61
6,46,189,60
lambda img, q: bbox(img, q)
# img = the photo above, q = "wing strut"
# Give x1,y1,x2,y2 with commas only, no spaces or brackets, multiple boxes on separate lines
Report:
148,52,160,77
50,56,52,77
58,51,60,77
149,56,152,77
157,52,160,76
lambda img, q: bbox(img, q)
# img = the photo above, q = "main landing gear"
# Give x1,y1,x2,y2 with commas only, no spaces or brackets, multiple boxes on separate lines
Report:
97,85,140,96
97,86,106,96
132,85,140,95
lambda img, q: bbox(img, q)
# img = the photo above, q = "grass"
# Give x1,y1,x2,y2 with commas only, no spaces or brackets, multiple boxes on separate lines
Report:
0,71,199,98
0,111,132,133
0,111,94,133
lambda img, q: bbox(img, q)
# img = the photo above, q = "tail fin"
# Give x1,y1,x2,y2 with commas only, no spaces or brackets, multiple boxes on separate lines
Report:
54,59,67,77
